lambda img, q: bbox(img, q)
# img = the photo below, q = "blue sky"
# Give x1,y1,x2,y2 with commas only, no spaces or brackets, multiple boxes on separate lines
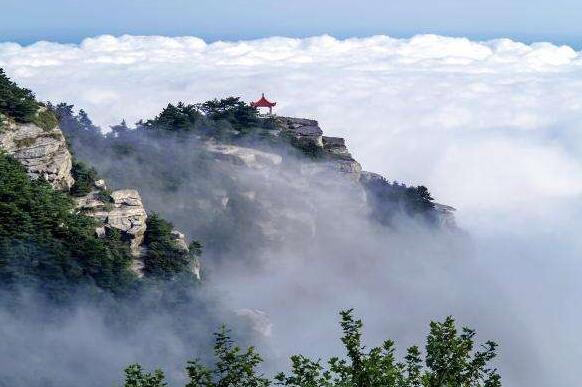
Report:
2,0,582,46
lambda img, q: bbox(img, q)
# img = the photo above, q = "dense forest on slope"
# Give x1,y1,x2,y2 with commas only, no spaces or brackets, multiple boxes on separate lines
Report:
0,152,133,299
0,69,203,301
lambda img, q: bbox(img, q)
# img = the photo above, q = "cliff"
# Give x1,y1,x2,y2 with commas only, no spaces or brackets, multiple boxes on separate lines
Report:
0,112,196,279
0,114,74,191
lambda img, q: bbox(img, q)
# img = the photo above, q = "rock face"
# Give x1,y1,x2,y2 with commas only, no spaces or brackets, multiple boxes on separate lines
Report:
0,119,74,190
433,203,457,228
206,142,283,169
275,117,362,181
276,117,323,150
76,189,148,257
322,136,362,180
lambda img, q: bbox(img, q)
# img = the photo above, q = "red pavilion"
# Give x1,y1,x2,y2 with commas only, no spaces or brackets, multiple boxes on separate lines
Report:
251,93,277,114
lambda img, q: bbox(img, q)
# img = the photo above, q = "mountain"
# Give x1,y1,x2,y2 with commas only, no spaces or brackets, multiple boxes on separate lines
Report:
0,70,469,387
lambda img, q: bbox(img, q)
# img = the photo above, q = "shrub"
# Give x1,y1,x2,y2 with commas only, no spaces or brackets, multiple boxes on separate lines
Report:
0,68,39,122
143,213,201,278
70,160,99,197
33,108,59,131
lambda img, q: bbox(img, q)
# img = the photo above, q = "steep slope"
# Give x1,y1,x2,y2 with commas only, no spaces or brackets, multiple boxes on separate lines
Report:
0,112,74,191
0,71,201,295
57,100,457,270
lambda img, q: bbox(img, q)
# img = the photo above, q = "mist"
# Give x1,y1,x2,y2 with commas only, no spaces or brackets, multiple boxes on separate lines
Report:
1,33,582,386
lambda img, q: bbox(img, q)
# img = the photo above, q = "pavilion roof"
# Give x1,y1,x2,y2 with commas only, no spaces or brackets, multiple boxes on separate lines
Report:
251,94,276,108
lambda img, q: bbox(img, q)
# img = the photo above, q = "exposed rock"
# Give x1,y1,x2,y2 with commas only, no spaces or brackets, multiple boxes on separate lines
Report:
206,142,283,169
322,136,352,158
76,189,147,256
321,136,362,180
433,203,457,229
171,230,189,250
276,116,323,150
0,119,74,190
94,179,107,190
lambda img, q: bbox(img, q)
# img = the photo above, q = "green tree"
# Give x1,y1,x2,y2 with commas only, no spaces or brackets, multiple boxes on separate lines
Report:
0,68,39,122
186,326,270,387
276,310,501,387
0,152,133,300
123,310,500,387
70,160,98,196
200,97,259,131
143,213,202,278
123,364,167,387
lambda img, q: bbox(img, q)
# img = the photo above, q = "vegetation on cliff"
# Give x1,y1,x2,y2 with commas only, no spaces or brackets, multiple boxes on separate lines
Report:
0,152,133,300
0,68,58,130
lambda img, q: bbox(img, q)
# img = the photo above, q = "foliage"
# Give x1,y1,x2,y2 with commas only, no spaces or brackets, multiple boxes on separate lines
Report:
143,102,203,132
275,310,500,387
143,213,202,278
363,176,437,225
0,152,133,300
199,97,260,131
0,68,39,122
123,310,500,387
32,108,59,131
70,160,99,197
123,364,167,387
185,326,270,387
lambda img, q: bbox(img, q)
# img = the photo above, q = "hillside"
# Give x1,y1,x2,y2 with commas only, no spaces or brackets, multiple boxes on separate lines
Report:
0,70,200,300
0,70,473,387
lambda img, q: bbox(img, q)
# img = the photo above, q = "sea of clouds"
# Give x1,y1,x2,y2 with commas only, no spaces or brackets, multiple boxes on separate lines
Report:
2,34,582,386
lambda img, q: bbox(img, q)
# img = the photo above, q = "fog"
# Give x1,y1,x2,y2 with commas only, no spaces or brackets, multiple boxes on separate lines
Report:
1,33,582,386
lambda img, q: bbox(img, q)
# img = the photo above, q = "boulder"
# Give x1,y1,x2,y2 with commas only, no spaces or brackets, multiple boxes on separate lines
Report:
276,116,323,150
76,189,147,257
0,119,74,191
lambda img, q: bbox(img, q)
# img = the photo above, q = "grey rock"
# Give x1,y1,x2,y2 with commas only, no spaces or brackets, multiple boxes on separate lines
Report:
0,119,74,191
76,189,147,256
169,229,201,280
206,142,283,169
433,203,457,229
276,116,323,148
94,179,107,190
322,136,352,158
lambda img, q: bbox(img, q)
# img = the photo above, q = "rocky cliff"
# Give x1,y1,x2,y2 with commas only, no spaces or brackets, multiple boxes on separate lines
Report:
0,115,197,279
276,116,454,226
0,116,74,191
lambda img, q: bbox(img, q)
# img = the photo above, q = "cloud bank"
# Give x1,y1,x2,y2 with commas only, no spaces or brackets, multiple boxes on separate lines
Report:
2,34,582,226
2,34,582,386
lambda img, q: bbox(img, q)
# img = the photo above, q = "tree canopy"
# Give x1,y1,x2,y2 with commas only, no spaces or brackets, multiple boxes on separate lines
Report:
123,310,501,387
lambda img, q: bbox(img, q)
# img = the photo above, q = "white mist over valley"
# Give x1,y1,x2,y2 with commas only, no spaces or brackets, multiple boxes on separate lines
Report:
1,33,582,386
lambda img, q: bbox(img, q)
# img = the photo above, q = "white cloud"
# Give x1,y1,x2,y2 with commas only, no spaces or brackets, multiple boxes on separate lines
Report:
2,33,582,225
2,33,582,386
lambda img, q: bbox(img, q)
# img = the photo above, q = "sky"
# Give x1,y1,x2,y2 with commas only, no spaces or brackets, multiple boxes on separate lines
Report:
2,0,582,47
